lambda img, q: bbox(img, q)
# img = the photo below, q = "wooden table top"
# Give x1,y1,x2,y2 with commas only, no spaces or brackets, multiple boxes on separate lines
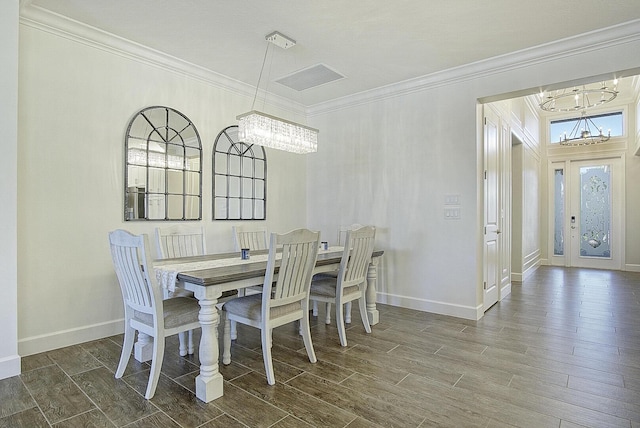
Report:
155,249,384,287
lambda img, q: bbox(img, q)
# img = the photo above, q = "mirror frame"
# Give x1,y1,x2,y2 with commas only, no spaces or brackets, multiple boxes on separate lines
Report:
212,125,267,220
124,106,202,221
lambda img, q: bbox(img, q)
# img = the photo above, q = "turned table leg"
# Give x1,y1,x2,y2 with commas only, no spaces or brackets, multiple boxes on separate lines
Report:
191,285,224,403
365,257,380,326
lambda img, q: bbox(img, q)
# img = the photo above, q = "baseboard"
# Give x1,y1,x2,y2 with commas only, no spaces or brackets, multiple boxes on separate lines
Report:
511,262,540,283
18,319,124,357
0,355,21,380
522,260,540,281
625,264,640,272
500,283,512,300
377,292,482,320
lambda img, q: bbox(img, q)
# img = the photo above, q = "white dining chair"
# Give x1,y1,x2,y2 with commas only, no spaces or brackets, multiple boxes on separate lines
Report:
337,223,363,246
155,225,205,357
222,228,320,385
310,225,375,347
155,225,239,356
232,225,268,252
155,224,207,259
108,229,201,399
231,225,269,300
312,223,364,319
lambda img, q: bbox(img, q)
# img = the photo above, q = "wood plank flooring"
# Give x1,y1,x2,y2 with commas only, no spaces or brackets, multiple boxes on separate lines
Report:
1,266,639,427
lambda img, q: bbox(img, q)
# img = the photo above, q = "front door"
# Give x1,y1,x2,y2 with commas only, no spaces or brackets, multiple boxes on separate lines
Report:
569,158,622,269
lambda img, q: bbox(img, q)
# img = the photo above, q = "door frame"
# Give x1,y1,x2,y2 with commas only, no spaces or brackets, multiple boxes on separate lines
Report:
547,152,626,269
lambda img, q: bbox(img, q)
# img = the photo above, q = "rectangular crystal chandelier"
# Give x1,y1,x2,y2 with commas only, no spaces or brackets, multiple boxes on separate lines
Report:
237,110,318,154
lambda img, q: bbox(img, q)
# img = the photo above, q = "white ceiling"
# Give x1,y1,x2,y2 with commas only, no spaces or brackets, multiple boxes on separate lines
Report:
21,0,640,106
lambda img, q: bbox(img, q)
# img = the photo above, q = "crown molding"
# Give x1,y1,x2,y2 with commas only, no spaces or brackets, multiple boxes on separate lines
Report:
18,5,306,117
307,19,640,117
18,6,640,120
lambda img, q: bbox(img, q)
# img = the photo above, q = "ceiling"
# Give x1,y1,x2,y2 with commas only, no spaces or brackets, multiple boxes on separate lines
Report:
21,0,640,107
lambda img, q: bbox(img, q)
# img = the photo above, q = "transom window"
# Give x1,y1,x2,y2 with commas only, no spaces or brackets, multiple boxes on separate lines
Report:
550,111,623,144
212,125,266,220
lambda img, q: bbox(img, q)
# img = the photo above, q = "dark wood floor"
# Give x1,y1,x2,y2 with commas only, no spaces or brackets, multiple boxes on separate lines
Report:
1,266,639,427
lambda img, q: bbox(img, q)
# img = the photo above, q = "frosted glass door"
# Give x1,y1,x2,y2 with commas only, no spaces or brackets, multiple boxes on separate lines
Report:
579,165,611,257
569,159,621,269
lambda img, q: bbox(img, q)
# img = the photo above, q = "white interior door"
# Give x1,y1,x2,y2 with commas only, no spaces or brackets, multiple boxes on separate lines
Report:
483,108,500,311
568,158,622,270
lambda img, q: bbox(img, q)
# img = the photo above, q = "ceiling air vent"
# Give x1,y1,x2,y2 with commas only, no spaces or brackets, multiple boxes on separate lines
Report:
275,64,345,91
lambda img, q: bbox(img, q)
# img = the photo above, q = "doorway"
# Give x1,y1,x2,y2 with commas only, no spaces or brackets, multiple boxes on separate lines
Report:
550,157,624,270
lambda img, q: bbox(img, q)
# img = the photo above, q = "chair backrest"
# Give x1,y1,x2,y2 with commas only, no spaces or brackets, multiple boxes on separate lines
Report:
338,226,376,289
262,229,320,312
232,225,268,252
155,225,206,259
109,230,161,318
337,223,364,246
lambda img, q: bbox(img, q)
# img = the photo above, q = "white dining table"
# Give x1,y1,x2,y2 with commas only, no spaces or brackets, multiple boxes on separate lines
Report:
150,247,383,403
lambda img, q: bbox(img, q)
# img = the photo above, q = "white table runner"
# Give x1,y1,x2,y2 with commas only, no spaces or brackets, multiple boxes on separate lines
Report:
154,247,343,292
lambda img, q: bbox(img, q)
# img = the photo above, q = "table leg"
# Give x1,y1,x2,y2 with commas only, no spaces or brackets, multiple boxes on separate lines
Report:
192,286,224,403
134,333,153,362
365,257,380,326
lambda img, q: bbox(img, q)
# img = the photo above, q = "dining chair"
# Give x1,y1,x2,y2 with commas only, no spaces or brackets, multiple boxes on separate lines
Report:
312,222,364,319
232,225,268,252
231,225,269,300
310,225,375,347
155,225,238,355
108,229,201,399
221,228,320,385
337,223,363,246
155,224,207,259
155,225,205,357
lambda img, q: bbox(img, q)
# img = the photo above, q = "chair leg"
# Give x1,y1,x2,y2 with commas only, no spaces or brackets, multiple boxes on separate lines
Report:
345,301,352,324
359,295,371,333
178,332,188,357
145,334,165,399
325,302,332,324
116,324,135,378
230,320,237,340
222,313,232,365
300,312,317,364
312,300,318,316
261,328,275,385
188,329,194,355
336,300,348,347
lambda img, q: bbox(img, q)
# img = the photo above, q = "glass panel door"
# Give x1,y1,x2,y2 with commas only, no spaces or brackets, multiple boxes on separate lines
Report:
569,158,622,270
578,165,611,258
553,168,565,256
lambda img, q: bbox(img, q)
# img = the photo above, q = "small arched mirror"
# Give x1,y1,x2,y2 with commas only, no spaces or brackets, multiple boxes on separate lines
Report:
213,125,266,220
125,106,202,221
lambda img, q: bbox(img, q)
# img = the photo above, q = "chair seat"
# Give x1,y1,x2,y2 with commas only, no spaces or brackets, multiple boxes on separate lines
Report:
310,278,359,299
223,294,302,322
134,297,200,329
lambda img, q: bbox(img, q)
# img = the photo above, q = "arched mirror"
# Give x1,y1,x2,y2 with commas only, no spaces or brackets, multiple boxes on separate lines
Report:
213,125,266,220
125,106,202,221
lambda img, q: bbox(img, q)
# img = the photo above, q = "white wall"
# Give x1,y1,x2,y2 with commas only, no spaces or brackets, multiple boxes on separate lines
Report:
17,20,309,356
511,140,524,278
0,0,20,379
11,13,640,358
306,21,640,319
628,91,640,270
307,86,481,318
513,98,542,278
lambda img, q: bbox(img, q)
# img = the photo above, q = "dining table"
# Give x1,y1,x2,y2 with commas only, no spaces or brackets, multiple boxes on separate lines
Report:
150,246,384,403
